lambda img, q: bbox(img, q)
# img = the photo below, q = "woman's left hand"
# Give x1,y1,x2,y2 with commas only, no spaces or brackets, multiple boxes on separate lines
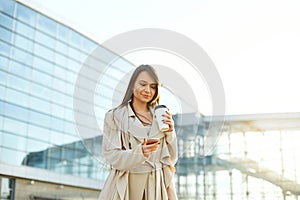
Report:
163,110,174,132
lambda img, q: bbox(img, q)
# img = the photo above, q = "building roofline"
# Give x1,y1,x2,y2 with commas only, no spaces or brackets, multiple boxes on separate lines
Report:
0,162,104,189
16,0,101,45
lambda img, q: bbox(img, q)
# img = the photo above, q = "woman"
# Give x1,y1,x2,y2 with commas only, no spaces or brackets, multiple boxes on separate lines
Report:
98,64,178,200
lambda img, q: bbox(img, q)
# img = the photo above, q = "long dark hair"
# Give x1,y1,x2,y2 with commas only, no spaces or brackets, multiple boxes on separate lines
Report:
119,64,160,108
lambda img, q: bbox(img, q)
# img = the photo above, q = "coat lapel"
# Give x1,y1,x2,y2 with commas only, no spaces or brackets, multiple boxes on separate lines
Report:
126,104,165,142
127,104,148,142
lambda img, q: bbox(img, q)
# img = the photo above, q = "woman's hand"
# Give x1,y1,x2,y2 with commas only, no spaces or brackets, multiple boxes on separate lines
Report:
162,110,174,132
142,139,160,158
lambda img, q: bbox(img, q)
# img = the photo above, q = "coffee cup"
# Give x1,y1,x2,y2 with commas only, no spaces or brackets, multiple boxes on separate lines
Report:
154,105,169,132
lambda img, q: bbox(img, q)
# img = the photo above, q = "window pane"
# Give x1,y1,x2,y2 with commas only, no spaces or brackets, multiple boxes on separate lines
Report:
0,55,9,69
64,120,75,135
36,31,55,49
11,47,33,66
37,14,56,36
50,117,64,132
33,56,54,74
30,81,49,99
27,137,50,152
51,103,65,119
27,123,50,142
0,0,15,16
29,110,51,128
3,117,27,137
49,130,64,145
16,3,36,26
0,148,27,165
2,132,27,151
13,33,34,52
69,47,82,62
55,40,69,55
53,66,67,80
30,96,51,114
6,88,30,107
0,70,7,85
34,43,54,61
81,37,96,53
0,26,12,42
7,74,30,93
32,69,53,86
0,40,10,57
9,60,31,79
66,59,79,73
52,77,66,93
70,31,81,48
15,21,35,38
3,102,29,122
57,24,70,41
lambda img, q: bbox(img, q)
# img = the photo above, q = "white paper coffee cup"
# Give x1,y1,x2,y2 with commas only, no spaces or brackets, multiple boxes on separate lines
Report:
154,105,169,132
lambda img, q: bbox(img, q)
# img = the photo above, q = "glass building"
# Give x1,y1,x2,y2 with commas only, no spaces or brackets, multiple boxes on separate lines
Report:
174,113,300,200
0,0,117,199
1,0,300,199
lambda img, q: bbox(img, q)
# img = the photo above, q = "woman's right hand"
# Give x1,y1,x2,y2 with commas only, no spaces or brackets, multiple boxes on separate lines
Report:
142,139,160,158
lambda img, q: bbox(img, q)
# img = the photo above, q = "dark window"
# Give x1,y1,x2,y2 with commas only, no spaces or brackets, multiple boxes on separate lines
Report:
0,177,16,200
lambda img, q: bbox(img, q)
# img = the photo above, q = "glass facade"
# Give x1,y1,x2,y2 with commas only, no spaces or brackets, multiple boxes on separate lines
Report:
174,114,300,199
0,0,116,182
1,0,300,199
0,177,15,200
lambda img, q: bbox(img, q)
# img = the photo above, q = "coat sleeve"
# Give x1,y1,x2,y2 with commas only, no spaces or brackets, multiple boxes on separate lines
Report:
102,111,147,171
165,130,178,165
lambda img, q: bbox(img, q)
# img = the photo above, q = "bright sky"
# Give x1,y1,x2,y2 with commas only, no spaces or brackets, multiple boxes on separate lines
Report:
27,0,300,115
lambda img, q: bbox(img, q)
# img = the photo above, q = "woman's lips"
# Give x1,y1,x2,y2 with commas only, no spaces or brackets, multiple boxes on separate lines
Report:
142,95,151,99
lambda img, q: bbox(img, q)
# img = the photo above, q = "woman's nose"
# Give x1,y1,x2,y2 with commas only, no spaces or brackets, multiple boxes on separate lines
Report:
144,85,150,92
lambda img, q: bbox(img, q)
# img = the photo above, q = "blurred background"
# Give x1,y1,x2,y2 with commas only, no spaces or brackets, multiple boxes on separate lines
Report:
1,0,300,199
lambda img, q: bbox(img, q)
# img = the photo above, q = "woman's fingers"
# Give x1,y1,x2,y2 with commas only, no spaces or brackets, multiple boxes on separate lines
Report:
142,142,160,157
162,111,174,132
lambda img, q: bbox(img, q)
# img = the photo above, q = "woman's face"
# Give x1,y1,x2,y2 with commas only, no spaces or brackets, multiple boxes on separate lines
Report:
133,71,157,104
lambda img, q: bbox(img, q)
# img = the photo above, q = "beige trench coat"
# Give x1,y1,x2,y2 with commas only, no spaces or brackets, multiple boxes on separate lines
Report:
98,104,178,200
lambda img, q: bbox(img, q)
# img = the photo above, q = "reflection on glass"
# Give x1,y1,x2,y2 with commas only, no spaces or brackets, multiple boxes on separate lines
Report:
57,24,70,41
11,47,33,66
37,14,56,35
15,21,35,38
3,102,29,122
27,123,50,142
6,89,29,108
7,74,29,93
0,0,15,16
55,40,69,55
0,26,12,42
0,148,26,165
68,47,82,62
34,43,54,61
0,40,10,56
32,69,53,86
0,70,7,85
0,13,13,31
81,37,96,53
33,56,54,74
35,31,55,49
9,60,32,79
29,110,51,128
16,3,36,26
0,55,9,69
13,33,34,51
2,132,27,151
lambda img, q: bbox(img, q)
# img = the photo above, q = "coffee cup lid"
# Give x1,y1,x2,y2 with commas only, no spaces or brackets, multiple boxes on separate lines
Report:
154,105,168,110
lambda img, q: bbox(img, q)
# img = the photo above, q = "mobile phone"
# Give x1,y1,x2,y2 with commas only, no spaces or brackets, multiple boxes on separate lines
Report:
146,138,160,145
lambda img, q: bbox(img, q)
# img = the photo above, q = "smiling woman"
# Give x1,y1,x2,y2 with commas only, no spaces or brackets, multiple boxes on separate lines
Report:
98,64,178,200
